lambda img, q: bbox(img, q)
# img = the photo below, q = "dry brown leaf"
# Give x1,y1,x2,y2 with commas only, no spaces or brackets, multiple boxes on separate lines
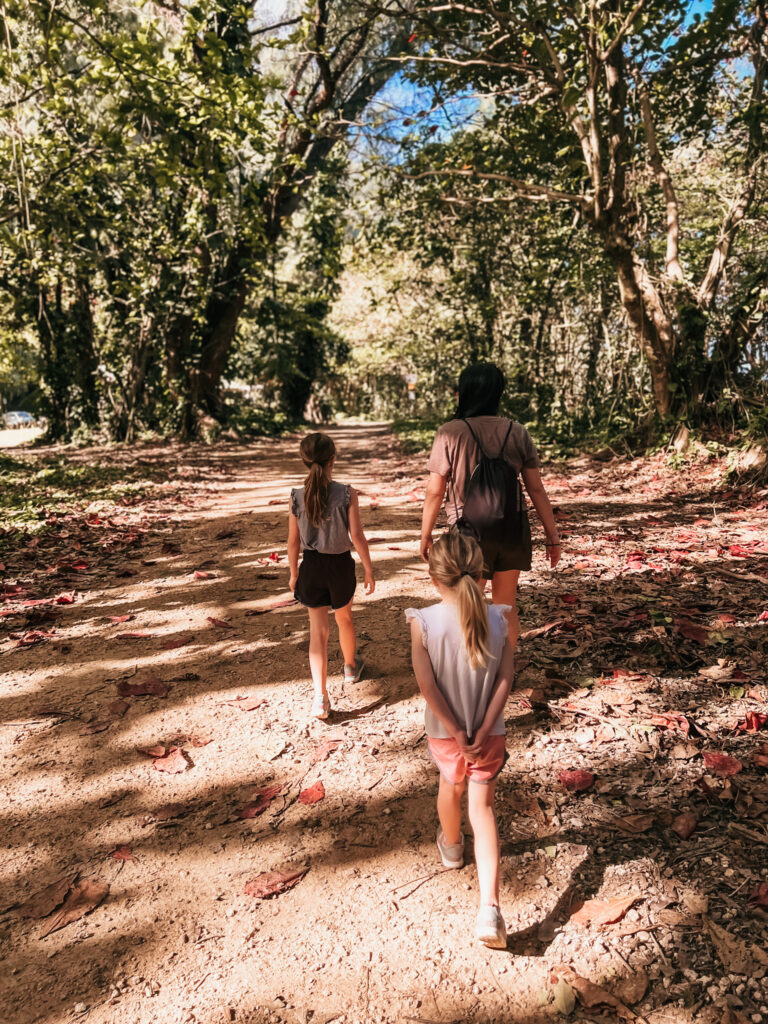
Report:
571,894,638,928
671,811,698,839
703,915,768,973
19,874,76,919
552,966,636,1021
243,867,307,899
612,969,649,1006
40,879,109,937
610,813,655,835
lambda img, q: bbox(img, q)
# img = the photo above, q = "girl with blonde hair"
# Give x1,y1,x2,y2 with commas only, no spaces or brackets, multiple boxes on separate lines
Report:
405,528,513,948
288,432,375,719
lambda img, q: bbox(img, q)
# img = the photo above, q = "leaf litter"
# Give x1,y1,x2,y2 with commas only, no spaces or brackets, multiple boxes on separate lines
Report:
3,431,768,1023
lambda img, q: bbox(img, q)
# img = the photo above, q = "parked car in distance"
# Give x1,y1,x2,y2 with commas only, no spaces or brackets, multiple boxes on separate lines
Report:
3,411,36,428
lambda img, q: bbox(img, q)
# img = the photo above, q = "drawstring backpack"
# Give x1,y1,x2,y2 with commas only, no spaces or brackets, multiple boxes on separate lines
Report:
449,419,524,542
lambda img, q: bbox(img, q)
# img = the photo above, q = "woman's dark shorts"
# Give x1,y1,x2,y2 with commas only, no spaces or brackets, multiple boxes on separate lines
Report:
477,510,532,578
295,549,356,609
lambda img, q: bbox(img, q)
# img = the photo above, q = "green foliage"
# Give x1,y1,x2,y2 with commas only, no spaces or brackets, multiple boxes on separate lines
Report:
0,451,164,535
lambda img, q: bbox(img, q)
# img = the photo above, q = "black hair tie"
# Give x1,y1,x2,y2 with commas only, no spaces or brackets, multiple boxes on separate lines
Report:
460,570,471,577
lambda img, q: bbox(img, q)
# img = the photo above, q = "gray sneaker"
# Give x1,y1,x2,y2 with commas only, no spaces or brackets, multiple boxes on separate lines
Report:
344,656,365,684
475,904,507,948
436,830,464,869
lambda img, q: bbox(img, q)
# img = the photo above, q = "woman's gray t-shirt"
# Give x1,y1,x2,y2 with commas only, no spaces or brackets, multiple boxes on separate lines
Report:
405,602,510,739
291,481,352,554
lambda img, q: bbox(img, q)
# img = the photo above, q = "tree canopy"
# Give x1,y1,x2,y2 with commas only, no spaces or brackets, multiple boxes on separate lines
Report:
1,0,766,442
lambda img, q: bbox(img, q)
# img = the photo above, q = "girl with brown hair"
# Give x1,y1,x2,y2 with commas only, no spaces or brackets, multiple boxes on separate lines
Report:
287,432,375,719
405,528,514,948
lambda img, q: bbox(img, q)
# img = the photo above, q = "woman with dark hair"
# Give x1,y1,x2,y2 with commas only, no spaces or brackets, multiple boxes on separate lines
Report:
419,363,561,648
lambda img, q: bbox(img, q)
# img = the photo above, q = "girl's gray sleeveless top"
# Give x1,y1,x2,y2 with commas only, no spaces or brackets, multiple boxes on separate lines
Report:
291,481,352,554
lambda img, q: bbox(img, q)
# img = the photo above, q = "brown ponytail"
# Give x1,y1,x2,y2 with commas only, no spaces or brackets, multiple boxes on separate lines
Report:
299,432,336,527
428,528,490,669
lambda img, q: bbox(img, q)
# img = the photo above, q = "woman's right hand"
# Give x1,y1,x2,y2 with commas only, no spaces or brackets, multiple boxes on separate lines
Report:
546,542,561,568
420,533,433,562
289,572,298,592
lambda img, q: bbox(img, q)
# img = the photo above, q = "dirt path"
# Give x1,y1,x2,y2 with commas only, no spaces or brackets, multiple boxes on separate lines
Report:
2,424,768,1024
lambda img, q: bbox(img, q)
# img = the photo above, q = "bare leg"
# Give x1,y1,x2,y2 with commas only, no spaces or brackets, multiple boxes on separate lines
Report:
437,776,465,846
468,780,500,906
333,600,356,666
307,606,330,697
491,569,520,650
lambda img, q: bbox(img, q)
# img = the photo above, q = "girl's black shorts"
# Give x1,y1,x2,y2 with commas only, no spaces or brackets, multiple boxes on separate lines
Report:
295,549,356,609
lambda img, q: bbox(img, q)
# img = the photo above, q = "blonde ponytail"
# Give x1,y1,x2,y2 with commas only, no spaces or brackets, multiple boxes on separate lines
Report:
428,528,490,669
300,432,336,527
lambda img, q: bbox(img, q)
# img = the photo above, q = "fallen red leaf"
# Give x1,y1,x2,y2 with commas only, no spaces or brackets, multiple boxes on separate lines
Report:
649,711,690,736
716,613,737,624
571,894,638,928
16,630,56,647
758,611,768,622
54,592,76,604
239,784,283,819
188,731,214,747
193,570,214,580
139,744,167,758
312,739,342,764
152,747,187,773
671,811,698,838
558,769,595,792
40,878,109,937
737,711,768,732
749,882,768,908
110,845,134,861
117,678,169,698
244,867,307,898
299,781,325,805
19,874,77,919
268,551,280,561
246,598,299,616
560,593,580,605
109,614,133,623
267,499,287,506
207,616,234,629
675,618,710,644
219,696,266,711
728,544,752,557
161,636,190,650
703,751,742,777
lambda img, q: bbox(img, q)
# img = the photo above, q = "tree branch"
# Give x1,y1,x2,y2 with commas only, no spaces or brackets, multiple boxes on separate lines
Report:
633,68,684,282
402,167,588,205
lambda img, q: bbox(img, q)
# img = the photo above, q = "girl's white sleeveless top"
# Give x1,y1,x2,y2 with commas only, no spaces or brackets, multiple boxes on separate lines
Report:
404,602,511,740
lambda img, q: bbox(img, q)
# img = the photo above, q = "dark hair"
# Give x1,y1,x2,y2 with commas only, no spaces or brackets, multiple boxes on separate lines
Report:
455,363,505,419
300,432,336,526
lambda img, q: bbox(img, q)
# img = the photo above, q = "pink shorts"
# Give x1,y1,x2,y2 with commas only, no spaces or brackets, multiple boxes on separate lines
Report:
427,734,507,785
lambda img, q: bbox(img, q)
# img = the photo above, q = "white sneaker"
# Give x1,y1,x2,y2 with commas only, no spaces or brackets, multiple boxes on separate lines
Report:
436,830,464,869
475,904,507,949
311,693,330,720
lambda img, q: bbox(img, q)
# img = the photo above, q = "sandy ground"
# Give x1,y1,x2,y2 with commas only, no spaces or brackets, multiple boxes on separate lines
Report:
1,423,767,1024
0,426,44,448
